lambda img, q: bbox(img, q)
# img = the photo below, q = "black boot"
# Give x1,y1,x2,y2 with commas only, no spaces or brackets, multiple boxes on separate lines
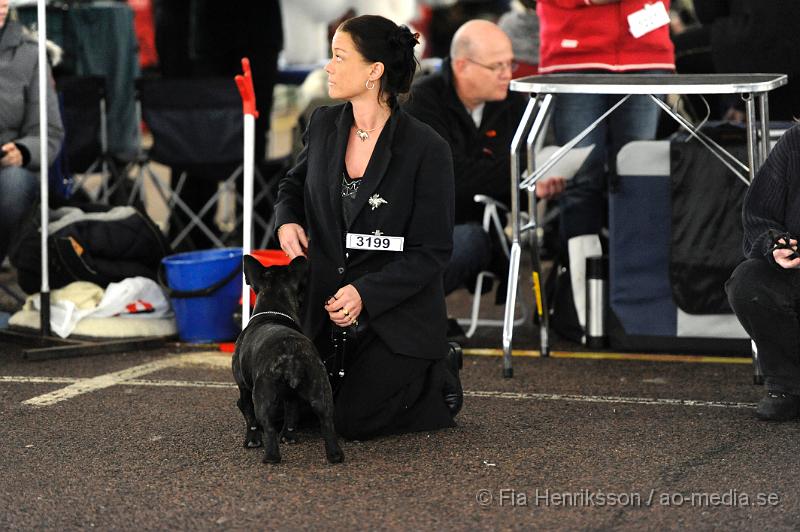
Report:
756,391,800,421
442,342,464,416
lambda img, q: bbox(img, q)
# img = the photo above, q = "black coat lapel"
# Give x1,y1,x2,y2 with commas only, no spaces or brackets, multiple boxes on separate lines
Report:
326,104,353,235
345,109,401,229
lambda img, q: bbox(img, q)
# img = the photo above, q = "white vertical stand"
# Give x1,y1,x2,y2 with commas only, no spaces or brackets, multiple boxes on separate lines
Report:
236,58,258,331
37,0,51,336
241,113,254,328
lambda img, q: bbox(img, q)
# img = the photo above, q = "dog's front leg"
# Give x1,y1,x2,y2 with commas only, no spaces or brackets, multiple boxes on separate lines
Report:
237,388,262,448
281,398,300,444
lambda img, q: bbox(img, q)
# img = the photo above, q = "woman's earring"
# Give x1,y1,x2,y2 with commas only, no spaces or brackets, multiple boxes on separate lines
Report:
365,79,375,90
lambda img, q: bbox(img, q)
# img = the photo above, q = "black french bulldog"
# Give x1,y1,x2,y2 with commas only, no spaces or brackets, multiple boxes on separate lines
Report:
232,255,344,464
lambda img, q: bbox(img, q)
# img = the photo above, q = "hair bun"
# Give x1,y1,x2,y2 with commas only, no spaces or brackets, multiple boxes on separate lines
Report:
391,25,420,50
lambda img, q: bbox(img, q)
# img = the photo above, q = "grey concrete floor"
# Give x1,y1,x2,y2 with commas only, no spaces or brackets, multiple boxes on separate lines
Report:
2,257,797,530
1,287,797,530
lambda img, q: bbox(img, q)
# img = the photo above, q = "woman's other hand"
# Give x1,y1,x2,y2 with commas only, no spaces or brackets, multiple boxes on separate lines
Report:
0,143,23,167
535,176,566,200
277,223,308,258
774,238,800,269
324,284,363,328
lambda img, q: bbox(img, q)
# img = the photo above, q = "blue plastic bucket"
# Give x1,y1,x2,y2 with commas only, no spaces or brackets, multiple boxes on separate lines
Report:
161,247,243,343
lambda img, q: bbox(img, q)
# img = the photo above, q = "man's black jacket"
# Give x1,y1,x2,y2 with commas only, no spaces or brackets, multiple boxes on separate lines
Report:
404,58,527,224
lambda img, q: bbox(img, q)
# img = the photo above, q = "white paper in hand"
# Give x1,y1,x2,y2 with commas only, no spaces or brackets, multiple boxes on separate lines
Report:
534,144,595,181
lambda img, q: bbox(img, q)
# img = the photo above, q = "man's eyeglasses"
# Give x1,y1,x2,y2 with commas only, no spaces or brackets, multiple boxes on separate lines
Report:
465,58,519,74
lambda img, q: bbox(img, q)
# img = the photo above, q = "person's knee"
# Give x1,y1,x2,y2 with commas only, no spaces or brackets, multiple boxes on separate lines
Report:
726,259,787,311
452,224,491,260
0,166,38,214
444,224,493,293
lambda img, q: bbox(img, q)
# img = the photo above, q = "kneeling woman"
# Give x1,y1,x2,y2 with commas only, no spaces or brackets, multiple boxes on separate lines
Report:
275,15,461,440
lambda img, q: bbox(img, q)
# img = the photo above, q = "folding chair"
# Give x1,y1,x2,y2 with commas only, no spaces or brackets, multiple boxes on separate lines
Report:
127,78,277,249
456,194,529,338
55,76,121,202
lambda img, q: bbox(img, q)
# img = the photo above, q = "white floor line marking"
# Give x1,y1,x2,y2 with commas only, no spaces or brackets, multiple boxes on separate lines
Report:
2,371,756,410
126,378,234,389
0,376,79,385
465,390,756,409
20,354,202,407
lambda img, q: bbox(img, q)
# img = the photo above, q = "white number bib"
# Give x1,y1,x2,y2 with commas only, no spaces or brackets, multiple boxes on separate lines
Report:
346,233,404,251
627,1,670,39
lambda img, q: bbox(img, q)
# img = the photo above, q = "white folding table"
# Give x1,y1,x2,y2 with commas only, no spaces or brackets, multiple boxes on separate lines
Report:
502,73,788,377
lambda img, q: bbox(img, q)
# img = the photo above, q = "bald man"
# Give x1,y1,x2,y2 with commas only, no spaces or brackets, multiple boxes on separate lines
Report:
405,20,562,297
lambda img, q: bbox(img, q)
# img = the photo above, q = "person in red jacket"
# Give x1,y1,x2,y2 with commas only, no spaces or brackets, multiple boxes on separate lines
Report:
537,0,674,242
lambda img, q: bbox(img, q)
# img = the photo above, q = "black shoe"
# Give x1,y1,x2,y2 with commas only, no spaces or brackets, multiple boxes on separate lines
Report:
447,341,463,371
442,342,463,416
756,392,800,421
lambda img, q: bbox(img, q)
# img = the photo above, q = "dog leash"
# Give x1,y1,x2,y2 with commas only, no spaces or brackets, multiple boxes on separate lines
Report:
330,327,351,379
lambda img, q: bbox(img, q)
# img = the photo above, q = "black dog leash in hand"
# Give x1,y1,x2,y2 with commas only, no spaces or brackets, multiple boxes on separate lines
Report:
330,327,349,378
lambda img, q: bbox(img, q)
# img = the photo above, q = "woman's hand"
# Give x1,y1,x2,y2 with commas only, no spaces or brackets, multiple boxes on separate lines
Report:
0,143,23,167
324,284,363,328
535,176,566,200
277,223,308,259
774,238,800,269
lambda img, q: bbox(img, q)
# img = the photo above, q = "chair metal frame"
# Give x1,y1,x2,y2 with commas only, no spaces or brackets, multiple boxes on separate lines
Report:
125,80,277,249
56,76,122,203
456,194,530,338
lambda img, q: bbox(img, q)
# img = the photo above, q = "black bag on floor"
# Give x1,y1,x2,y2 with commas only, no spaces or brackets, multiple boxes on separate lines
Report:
544,252,583,342
8,203,172,294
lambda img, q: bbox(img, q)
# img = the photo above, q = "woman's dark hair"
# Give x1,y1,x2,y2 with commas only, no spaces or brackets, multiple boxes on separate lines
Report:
339,15,420,108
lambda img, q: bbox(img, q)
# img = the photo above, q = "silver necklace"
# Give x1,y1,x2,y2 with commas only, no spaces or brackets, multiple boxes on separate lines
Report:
355,125,380,142
342,172,362,198
354,115,389,142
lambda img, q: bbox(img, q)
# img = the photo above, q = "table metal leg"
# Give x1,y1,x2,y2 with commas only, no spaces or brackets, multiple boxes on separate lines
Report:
757,93,770,167
504,95,541,378
502,242,522,378
524,95,553,362
751,339,764,385
744,93,758,180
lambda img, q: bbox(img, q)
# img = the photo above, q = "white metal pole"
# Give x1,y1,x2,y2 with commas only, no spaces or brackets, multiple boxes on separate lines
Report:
241,113,254,328
37,0,50,336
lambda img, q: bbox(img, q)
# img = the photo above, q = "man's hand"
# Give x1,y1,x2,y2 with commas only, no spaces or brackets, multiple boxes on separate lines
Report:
535,176,566,200
774,238,800,269
0,142,23,167
324,284,363,328
277,223,308,259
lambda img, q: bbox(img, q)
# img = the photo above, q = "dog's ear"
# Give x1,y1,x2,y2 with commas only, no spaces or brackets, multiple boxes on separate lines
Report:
288,256,309,296
288,255,308,277
242,255,264,286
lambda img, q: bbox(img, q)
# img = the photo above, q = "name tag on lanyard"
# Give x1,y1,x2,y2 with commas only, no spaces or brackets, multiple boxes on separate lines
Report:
627,1,670,39
346,233,404,251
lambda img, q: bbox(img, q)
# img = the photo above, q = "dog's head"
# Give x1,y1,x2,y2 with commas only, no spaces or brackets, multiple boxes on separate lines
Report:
243,255,308,315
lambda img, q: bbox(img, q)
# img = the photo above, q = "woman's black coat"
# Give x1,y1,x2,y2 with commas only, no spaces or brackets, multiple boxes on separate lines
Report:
274,102,455,360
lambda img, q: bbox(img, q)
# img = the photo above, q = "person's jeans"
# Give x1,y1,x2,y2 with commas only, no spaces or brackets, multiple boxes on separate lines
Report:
726,258,800,395
444,223,492,295
552,82,663,241
0,165,39,262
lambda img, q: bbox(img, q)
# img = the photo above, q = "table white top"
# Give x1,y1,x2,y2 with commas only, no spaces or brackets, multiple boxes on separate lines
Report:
510,73,788,95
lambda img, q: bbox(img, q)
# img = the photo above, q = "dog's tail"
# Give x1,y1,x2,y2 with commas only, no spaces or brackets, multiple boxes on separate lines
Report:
274,339,307,390
286,357,305,390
